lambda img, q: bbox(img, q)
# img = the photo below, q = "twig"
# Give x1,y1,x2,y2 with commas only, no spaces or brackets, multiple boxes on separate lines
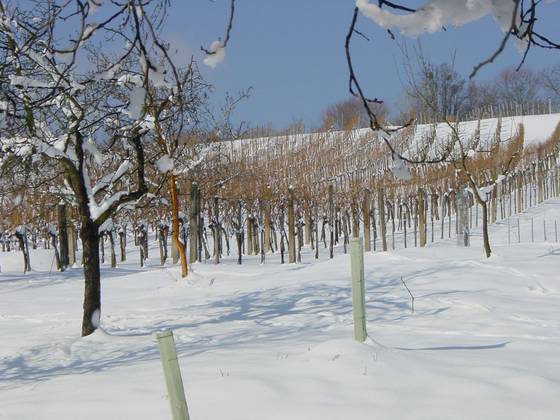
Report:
401,276,414,313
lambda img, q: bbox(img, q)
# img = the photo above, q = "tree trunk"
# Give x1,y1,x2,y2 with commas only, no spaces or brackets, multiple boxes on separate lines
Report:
58,204,69,270
119,228,126,262
109,230,117,268
170,175,187,277
81,221,101,336
15,230,31,273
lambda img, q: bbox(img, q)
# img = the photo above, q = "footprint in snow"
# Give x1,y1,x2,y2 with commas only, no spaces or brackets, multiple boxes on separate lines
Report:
528,281,549,294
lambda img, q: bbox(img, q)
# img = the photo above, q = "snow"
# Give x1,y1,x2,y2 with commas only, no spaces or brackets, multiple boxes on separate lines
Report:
9,74,53,89
91,160,131,196
83,138,105,165
87,0,100,13
356,0,518,37
117,74,143,87
404,113,560,161
88,191,126,222
1,198,560,419
478,184,495,199
47,223,57,236
82,23,99,40
94,63,121,81
150,65,170,89
222,113,560,163
91,309,101,329
390,153,411,181
203,40,225,68
99,218,114,233
126,86,146,120
155,154,175,174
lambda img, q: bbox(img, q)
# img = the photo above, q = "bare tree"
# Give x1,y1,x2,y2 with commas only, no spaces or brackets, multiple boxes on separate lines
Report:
147,62,210,278
402,48,468,121
346,1,559,163
322,97,387,130
542,64,560,104
496,67,541,107
0,0,203,335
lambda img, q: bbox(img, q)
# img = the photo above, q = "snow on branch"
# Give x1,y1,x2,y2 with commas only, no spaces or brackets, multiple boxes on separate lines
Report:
201,0,236,68
356,0,515,36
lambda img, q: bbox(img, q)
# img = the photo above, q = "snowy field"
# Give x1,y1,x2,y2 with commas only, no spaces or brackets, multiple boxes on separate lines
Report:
1,200,560,420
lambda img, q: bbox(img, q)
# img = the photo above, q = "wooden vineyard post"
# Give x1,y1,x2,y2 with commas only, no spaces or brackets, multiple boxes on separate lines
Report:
263,188,272,253
213,196,220,265
188,183,199,264
157,331,191,420
377,188,387,251
304,209,311,246
118,225,126,262
246,213,253,256
259,205,265,264
418,189,427,248
363,190,371,252
236,200,243,265
68,221,76,267
288,186,296,263
314,206,319,259
109,229,117,268
349,237,367,343
372,197,377,252
329,184,334,259
280,205,286,264
403,204,408,249
352,201,359,238
456,189,470,247
296,208,303,263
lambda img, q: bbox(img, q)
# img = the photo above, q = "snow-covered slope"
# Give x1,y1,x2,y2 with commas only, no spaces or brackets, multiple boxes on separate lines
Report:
218,113,560,161
1,199,560,419
408,113,560,150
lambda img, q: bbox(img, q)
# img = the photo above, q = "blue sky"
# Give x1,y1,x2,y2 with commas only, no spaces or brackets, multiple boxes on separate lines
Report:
167,0,560,129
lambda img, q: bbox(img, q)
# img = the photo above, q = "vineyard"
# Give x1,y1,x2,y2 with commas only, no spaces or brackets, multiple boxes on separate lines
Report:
3,111,560,420
3,0,560,418
3,112,560,270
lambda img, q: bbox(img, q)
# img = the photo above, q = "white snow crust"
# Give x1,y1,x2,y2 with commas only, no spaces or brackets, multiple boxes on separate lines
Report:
2,198,560,419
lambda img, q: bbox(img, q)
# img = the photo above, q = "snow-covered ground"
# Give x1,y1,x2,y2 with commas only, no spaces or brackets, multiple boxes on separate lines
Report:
1,200,560,419
219,113,560,159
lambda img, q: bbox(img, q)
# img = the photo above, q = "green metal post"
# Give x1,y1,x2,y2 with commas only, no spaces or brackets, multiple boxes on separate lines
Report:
157,330,191,420
349,237,367,342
